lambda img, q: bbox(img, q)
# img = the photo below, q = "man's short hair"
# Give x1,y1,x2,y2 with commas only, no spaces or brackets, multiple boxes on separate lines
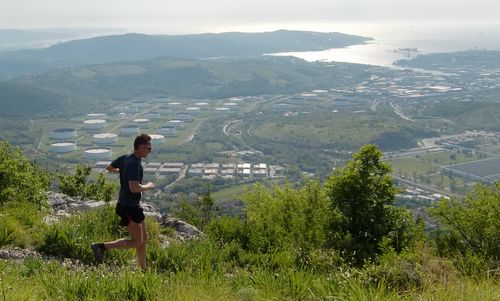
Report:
134,133,152,150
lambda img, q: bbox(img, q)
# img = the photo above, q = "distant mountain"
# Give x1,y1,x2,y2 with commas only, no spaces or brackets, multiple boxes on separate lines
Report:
0,28,122,51
395,50,500,69
0,30,371,79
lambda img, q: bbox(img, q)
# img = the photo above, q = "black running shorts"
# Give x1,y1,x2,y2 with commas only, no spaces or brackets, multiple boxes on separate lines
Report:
115,203,145,226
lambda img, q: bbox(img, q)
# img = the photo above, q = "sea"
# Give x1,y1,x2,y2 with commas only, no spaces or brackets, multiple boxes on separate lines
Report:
264,20,500,67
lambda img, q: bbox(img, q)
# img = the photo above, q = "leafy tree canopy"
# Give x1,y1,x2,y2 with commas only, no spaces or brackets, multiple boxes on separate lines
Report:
0,141,49,207
325,144,416,263
428,183,500,262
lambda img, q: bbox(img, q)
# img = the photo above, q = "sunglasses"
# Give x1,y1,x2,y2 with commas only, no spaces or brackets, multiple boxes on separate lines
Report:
141,145,152,151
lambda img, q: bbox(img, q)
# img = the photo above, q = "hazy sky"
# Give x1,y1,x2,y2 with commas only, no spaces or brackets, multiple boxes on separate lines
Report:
1,0,497,35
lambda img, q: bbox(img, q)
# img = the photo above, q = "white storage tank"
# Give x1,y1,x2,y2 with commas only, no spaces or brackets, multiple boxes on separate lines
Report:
167,119,184,129
175,113,193,122
120,125,140,135
214,107,230,113
150,134,165,145
168,102,182,108
124,106,138,113
195,102,209,107
158,106,172,114
83,119,107,130
87,113,107,119
133,118,150,128
84,147,112,160
49,141,77,153
145,111,161,120
132,100,149,108
51,128,77,140
185,107,201,115
156,126,176,136
93,133,118,145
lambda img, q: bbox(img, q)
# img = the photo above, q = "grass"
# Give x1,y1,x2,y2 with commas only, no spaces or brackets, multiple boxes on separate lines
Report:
1,258,498,301
387,150,486,193
0,201,498,301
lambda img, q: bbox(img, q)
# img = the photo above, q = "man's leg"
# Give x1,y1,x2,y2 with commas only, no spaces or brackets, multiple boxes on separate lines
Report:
104,219,144,250
135,219,148,271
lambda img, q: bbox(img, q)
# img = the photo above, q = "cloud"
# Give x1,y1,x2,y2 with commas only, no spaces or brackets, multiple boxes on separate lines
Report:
0,0,496,31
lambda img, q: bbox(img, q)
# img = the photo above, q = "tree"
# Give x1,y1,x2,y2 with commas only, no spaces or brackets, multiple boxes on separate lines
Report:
428,183,500,263
324,144,413,264
0,141,49,208
58,164,116,202
173,184,219,231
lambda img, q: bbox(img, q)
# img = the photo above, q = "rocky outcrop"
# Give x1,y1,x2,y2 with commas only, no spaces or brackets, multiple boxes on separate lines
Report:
45,191,203,242
160,217,206,241
0,247,42,260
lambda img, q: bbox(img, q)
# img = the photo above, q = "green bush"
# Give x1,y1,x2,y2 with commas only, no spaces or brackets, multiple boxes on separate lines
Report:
0,141,49,207
242,180,330,258
58,164,117,202
362,243,457,292
429,183,500,275
205,216,244,244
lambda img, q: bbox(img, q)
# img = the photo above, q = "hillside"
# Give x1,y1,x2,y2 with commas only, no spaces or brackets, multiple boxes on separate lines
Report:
0,56,367,117
0,30,371,78
0,141,498,300
395,50,500,70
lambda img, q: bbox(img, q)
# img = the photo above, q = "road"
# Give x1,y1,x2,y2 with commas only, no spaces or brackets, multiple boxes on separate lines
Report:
177,118,205,146
223,120,241,136
164,166,188,190
392,175,461,198
390,102,413,122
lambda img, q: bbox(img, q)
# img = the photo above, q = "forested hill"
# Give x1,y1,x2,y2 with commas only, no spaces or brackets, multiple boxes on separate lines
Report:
0,56,368,117
395,50,500,70
0,30,371,79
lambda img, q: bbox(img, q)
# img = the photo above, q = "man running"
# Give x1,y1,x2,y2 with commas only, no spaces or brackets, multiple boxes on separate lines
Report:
91,133,155,271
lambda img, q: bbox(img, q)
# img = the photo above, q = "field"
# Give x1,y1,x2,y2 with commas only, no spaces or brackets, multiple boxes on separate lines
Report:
387,150,492,194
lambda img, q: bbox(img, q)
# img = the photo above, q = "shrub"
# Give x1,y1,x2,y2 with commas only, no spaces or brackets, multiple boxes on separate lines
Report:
58,164,117,202
0,141,49,207
205,216,244,244
362,243,457,292
242,180,330,258
428,183,500,275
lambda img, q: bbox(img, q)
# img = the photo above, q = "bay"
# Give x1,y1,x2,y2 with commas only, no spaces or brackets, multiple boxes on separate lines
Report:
266,20,500,67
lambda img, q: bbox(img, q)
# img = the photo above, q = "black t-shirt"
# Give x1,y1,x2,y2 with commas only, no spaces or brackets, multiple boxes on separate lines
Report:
111,154,143,207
